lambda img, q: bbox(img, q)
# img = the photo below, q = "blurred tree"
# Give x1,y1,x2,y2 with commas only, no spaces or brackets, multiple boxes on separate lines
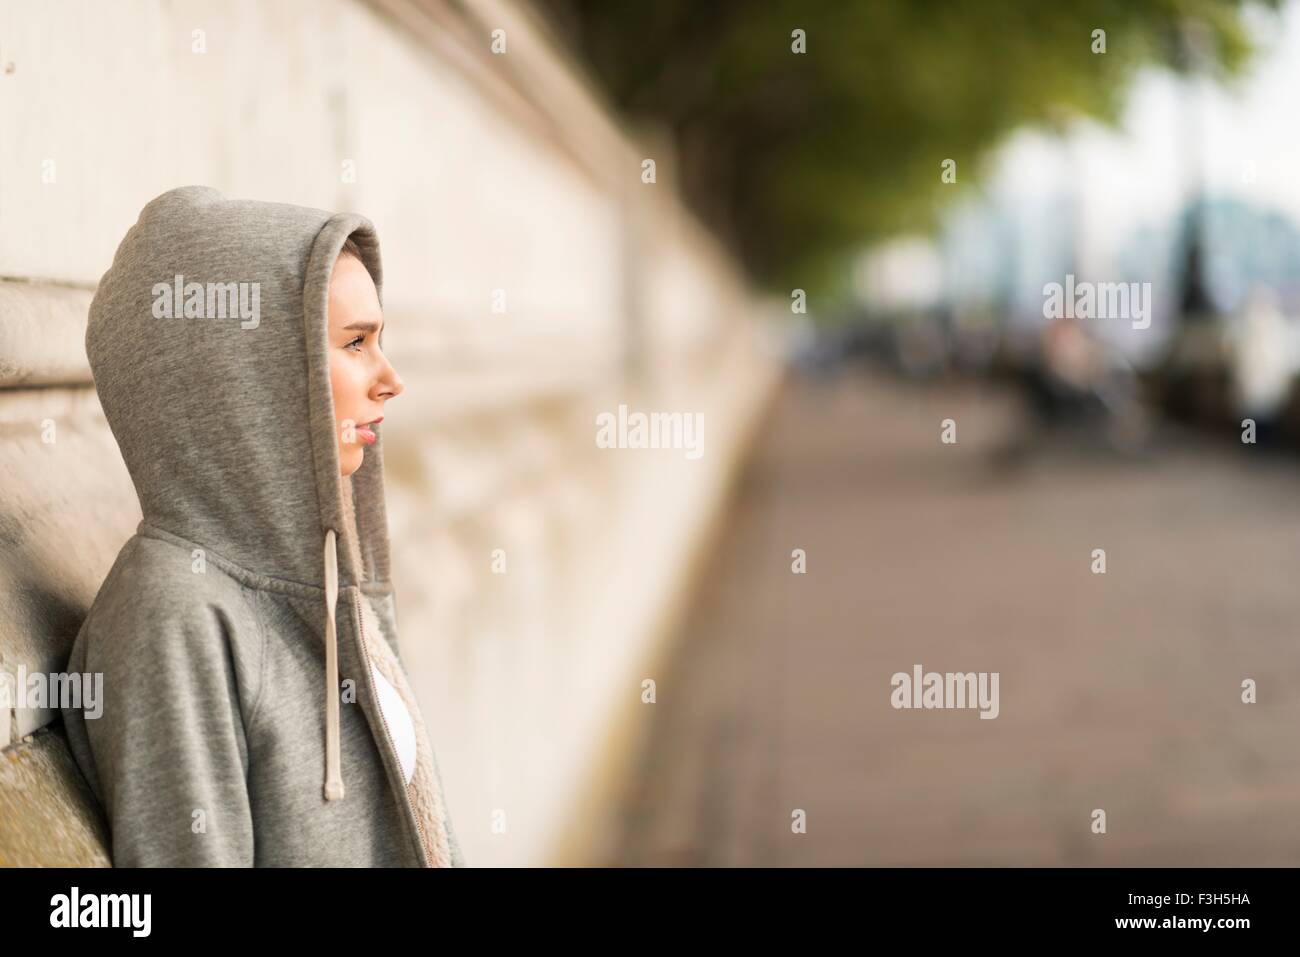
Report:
534,0,1272,310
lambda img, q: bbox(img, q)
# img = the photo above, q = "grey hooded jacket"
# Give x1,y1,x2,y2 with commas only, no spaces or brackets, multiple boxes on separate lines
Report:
60,185,465,867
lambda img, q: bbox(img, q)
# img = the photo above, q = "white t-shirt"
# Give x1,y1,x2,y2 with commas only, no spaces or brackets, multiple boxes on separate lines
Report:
369,659,416,786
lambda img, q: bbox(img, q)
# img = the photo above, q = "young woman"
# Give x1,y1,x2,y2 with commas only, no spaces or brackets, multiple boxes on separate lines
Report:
61,185,464,867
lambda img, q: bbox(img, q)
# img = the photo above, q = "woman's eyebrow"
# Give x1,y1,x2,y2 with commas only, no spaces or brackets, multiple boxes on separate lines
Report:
343,318,383,334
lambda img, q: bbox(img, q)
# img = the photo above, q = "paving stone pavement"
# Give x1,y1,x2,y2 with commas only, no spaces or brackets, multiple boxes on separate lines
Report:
600,366,1300,866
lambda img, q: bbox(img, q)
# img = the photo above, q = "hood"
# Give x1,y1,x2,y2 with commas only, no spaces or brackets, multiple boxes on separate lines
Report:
86,184,392,804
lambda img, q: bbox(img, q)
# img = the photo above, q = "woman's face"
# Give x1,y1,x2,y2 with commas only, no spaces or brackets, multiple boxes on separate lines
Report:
327,253,404,477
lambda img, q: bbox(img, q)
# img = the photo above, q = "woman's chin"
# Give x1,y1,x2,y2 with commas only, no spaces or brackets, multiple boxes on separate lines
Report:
339,447,364,477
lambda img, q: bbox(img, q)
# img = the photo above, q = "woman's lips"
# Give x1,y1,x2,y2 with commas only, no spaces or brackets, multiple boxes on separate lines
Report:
356,416,381,445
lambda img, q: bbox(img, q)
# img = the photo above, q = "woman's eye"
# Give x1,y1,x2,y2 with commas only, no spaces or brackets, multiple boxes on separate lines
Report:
345,335,364,352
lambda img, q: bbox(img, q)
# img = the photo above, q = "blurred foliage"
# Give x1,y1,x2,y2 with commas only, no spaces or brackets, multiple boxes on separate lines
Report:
536,0,1276,310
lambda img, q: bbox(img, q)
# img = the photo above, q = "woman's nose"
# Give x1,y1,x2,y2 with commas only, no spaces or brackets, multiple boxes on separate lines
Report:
379,361,404,400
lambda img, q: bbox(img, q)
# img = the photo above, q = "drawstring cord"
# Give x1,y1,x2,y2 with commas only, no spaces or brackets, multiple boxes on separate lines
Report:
323,528,345,800
321,525,452,864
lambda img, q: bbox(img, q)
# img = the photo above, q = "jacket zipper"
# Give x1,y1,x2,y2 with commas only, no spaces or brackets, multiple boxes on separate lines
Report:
350,588,432,868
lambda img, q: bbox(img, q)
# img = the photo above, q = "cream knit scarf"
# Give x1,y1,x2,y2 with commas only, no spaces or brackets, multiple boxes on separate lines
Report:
342,477,454,868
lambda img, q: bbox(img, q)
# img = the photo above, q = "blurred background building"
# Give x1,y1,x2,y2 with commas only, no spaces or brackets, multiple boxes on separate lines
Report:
4,0,1300,867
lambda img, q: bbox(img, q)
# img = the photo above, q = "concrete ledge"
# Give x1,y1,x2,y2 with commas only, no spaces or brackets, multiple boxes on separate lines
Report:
0,386,140,745
0,282,95,388
0,726,111,867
